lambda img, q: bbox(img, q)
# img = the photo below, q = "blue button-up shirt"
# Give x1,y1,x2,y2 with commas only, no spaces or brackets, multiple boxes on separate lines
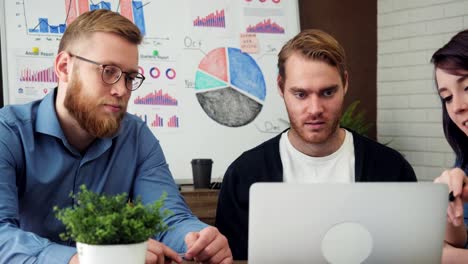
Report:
0,89,207,263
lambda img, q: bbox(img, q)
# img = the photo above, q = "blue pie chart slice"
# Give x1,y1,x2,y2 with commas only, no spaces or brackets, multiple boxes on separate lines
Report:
228,47,266,101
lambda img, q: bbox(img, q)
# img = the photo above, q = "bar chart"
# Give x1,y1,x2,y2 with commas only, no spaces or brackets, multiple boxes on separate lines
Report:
193,9,226,28
133,89,178,106
151,114,164,127
19,66,58,83
135,113,148,124
167,115,180,128
246,19,284,34
135,113,179,128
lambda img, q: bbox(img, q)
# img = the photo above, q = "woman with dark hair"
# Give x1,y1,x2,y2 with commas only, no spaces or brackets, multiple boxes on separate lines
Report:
432,29,468,262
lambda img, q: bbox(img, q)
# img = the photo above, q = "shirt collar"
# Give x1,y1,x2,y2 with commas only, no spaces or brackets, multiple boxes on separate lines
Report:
36,88,65,139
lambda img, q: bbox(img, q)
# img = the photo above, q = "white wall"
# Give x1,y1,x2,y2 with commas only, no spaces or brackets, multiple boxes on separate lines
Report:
377,0,468,181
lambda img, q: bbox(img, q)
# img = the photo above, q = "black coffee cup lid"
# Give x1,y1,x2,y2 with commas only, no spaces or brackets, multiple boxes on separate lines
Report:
191,159,213,164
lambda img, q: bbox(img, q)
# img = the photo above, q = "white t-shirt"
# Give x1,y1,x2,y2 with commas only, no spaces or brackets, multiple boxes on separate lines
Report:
280,129,355,183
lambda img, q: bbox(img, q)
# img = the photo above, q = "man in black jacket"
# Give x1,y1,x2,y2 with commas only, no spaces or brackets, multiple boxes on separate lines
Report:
215,29,417,260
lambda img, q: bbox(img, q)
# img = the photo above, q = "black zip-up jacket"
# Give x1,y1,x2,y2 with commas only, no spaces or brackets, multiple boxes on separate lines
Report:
215,129,417,260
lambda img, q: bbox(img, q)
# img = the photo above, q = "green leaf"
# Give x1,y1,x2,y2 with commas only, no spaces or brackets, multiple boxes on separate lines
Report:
54,185,171,245
340,100,373,136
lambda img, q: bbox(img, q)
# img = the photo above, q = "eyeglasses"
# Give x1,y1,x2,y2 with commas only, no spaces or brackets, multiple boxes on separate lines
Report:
69,53,145,91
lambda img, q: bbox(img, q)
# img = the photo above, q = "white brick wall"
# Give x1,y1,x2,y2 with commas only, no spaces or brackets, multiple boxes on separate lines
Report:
377,0,468,181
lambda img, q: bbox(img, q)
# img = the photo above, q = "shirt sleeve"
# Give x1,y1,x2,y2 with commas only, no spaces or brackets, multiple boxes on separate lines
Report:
399,156,417,182
215,163,249,260
132,125,207,253
0,124,76,264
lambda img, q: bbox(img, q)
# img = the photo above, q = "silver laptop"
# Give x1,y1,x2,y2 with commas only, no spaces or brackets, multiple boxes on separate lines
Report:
249,183,448,264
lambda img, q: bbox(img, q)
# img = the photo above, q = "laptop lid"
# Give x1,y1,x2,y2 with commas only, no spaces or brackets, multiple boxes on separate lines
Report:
248,182,448,264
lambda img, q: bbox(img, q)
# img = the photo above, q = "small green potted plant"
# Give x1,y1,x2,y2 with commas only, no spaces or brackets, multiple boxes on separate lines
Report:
340,100,373,136
54,185,171,264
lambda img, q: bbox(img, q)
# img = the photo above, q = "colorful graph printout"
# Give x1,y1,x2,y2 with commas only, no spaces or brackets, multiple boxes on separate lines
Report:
63,0,146,34
194,47,266,127
134,90,178,106
19,66,58,82
193,9,226,28
246,19,284,34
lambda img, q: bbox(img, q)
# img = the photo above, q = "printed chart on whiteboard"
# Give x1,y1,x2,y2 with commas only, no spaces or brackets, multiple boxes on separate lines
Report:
1,0,300,181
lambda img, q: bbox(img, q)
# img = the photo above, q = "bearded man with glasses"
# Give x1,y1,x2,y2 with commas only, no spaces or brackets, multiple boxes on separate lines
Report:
0,9,232,264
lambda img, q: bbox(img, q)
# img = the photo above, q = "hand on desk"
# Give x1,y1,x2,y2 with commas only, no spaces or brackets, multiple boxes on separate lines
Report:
67,227,232,264
68,239,183,264
434,168,468,226
147,239,183,264
184,226,233,264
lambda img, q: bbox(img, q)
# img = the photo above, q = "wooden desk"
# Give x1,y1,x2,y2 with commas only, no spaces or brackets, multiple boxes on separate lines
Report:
182,261,246,264
180,187,243,263
180,186,219,226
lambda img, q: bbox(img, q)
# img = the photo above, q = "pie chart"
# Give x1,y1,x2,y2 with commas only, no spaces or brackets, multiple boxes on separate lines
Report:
194,47,266,127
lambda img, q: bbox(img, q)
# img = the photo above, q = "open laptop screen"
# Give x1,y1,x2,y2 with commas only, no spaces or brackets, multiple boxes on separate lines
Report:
249,183,448,264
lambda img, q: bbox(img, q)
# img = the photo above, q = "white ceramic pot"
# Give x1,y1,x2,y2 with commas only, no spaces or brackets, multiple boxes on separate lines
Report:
76,241,147,264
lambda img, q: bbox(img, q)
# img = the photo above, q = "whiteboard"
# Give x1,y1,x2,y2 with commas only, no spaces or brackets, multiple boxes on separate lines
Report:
0,0,300,182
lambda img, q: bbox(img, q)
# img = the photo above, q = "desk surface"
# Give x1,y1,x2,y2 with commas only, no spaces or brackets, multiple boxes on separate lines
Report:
182,261,246,264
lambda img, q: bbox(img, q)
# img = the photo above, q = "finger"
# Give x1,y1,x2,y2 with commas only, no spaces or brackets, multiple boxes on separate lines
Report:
219,255,234,264
147,239,163,254
192,232,229,262
147,240,164,264
147,239,182,264
448,201,457,218
146,251,157,264
454,196,464,218
158,251,164,264
69,254,79,264
447,198,463,226
461,177,468,201
185,227,217,259
203,246,233,264
449,168,466,197
185,231,200,250
447,202,456,223
162,246,183,264
453,197,464,226
435,169,453,183
434,173,445,184
184,232,200,260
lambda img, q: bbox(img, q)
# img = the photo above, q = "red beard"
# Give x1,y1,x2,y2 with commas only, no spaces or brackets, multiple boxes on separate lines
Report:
64,72,126,138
